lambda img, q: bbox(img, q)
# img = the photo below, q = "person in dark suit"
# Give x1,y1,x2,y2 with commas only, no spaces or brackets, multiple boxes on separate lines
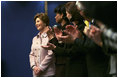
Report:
42,4,70,77
53,4,70,77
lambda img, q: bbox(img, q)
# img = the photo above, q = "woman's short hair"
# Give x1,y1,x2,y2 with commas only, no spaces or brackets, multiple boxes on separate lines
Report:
54,4,69,23
34,13,49,26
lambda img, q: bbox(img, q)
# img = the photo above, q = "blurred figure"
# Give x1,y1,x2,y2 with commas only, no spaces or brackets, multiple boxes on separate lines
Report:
63,2,88,77
77,1,117,76
76,1,117,50
52,4,70,77
59,1,110,77
59,1,116,77
42,4,71,77
29,13,55,77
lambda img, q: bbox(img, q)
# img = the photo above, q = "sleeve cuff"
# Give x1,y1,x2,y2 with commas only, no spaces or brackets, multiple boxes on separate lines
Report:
31,65,36,70
39,65,45,71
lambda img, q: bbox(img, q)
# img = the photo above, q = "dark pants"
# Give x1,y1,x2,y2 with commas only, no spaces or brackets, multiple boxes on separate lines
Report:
55,64,66,77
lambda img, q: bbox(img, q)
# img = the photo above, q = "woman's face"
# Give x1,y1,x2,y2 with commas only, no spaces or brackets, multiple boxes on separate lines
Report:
35,18,46,31
66,11,72,20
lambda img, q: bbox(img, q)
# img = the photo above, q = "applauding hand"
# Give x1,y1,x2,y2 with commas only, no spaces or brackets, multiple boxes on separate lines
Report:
53,27,62,40
58,25,79,43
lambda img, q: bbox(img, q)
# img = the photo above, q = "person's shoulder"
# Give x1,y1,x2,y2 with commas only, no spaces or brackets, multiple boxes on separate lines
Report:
32,35,38,41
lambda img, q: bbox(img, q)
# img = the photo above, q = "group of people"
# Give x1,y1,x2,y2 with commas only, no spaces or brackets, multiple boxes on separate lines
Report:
29,1,117,77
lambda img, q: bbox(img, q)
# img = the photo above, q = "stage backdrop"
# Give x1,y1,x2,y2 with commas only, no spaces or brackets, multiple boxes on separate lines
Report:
1,1,68,77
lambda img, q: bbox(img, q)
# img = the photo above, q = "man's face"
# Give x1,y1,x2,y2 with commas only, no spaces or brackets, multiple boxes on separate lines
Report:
55,13,63,24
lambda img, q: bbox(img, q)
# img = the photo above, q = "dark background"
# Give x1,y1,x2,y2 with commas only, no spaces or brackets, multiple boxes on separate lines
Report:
1,1,68,77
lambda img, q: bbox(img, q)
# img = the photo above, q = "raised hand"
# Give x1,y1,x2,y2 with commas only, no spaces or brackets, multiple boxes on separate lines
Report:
45,26,55,40
89,25,103,47
58,25,79,43
53,27,62,40
66,25,76,33
66,25,80,37
83,26,90,38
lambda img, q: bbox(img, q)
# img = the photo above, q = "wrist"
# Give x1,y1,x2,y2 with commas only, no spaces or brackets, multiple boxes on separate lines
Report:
52,45,56,50
31,65,36,70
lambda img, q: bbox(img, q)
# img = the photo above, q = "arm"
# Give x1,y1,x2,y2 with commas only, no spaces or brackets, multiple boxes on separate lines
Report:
53,44,72,56
39,50,54,71
29,38,36,69
41,42,72,56
101,28,117,54
29,38,42,75
73,35,101,54
42,37,71,56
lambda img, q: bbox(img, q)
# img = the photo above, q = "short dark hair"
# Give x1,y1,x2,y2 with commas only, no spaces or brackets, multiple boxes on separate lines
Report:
54,4,69,22
65,2,84,23
34,13,49,26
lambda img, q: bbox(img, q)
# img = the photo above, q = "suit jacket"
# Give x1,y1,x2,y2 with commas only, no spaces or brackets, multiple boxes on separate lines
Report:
74,36,110,77
29,32,55,77
50,23,71,77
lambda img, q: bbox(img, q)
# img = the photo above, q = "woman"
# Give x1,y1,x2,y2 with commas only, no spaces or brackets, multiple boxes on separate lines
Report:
62,2,88,77
29,13,55,77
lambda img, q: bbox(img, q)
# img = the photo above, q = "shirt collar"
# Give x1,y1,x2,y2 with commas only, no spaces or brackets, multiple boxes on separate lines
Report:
37,32,47,38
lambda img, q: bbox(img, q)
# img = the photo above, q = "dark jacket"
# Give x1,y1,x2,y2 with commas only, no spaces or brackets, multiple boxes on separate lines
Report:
74,34,110,77
50,23,88,77
49,23,70,77
51,23,88,77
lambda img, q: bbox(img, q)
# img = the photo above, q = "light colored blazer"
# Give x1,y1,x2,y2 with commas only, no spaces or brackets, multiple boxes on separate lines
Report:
29,32,55,77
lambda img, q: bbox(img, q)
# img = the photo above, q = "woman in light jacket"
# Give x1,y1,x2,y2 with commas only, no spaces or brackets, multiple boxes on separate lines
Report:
29,13,55,77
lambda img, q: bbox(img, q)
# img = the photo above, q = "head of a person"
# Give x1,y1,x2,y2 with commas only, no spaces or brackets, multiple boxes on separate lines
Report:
76,1,92,22
65,2,84,24
54,4,69,24
79,1,117,31
34,13,49,32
